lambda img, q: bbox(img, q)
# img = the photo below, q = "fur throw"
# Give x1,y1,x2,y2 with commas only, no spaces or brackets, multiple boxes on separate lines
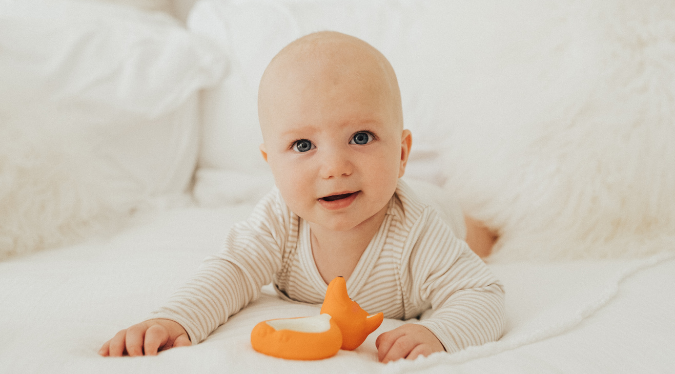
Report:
442,0,675,260
0,128,139,260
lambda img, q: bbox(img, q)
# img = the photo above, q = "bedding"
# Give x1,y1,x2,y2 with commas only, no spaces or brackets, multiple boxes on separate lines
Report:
1,204,673,373
0,0,225,259
2,0,675,372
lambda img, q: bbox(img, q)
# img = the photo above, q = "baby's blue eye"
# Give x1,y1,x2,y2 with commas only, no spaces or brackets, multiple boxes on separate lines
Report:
292,139,314,152
350,132,374,145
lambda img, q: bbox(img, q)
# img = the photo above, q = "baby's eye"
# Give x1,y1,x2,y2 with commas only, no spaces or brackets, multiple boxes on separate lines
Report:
350,131,374,145
292,139,315,153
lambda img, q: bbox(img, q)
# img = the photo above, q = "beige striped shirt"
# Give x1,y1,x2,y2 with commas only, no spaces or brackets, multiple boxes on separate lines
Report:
150,180,505,353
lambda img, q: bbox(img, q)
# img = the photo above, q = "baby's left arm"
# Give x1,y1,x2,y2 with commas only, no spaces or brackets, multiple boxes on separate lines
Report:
376,274,503,362
414,279,505,354
415,221,505,353
377,211,505,361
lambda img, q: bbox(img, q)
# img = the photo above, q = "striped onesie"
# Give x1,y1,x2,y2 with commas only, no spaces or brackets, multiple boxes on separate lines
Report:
150,180,505,353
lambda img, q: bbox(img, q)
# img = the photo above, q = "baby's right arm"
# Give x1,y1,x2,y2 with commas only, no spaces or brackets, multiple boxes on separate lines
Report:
99,188,290,356
98,319,190,357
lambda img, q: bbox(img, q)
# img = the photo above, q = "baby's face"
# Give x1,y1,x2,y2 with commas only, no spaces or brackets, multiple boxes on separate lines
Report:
259,33,411,232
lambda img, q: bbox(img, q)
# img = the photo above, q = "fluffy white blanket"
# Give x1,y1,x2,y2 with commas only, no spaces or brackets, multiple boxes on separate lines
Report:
2,1,674,372
1,205,673,373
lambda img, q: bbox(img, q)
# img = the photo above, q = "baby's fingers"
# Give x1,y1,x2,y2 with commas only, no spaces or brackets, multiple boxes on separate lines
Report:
172,334,191,348
406,344,434,361
98,340,110,357
376,329,402,362
127,323,152,357
108,330,128,357
144,324,169,356
380,335,419,363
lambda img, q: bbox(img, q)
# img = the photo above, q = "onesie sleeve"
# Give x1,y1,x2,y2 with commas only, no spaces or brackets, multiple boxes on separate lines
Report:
148,188,290,344
406,209,505,354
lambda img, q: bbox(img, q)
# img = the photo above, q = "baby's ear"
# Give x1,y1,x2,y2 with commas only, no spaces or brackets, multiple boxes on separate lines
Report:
398,129,412,177
259,144,268,162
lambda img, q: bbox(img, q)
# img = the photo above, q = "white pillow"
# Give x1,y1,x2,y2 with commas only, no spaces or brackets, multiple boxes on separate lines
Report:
0,0,226,259
81,0,175,14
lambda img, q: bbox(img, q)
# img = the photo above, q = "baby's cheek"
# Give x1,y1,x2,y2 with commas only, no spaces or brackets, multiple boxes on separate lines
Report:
283,183,317,217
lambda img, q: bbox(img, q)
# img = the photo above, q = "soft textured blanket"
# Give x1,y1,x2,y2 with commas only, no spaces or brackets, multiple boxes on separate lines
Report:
1,205,673,373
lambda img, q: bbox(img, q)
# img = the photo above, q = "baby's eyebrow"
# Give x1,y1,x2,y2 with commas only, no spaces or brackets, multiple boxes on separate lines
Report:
344,116,385,128
279,125,317,139
278,117,385,139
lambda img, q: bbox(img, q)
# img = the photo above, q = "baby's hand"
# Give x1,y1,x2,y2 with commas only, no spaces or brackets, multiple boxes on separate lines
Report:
99,319,190,357
375,324,444,363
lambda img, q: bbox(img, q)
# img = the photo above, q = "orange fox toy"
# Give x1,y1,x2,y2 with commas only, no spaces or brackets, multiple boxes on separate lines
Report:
251,276,383,360
250,314,342,360
320,276,384,350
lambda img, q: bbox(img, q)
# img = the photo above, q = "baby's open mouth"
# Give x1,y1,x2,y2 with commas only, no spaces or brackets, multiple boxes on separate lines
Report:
321,192,358,202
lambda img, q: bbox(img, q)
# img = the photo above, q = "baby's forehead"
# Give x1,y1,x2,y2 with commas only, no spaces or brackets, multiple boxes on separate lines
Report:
268,33,391,84
259,32,403,133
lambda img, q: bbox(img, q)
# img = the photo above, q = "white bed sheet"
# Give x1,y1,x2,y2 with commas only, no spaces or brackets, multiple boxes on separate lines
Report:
1,204,673,373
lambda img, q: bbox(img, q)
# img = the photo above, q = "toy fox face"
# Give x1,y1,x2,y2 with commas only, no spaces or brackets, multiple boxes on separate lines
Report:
320,276,384,350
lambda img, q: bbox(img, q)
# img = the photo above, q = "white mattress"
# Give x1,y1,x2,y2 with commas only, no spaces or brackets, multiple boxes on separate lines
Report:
1,204,673,373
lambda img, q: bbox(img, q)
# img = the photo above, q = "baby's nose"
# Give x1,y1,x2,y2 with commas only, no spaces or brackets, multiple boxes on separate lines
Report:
319,148,353,179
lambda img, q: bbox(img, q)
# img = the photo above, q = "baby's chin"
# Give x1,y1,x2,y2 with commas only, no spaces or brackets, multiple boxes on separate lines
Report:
310,206,389,233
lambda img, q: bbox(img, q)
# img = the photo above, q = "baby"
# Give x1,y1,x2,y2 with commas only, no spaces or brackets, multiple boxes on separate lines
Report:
99,31,505,363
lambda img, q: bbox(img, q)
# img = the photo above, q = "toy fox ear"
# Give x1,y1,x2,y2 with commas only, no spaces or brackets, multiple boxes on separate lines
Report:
324,276,350,302
320,276,384,351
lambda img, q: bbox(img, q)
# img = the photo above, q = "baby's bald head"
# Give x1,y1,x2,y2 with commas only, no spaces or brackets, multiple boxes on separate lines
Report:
256,32,413,226
258,31,403,137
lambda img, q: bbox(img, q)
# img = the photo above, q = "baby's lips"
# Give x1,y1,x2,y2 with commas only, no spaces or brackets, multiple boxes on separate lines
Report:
250,314,342,360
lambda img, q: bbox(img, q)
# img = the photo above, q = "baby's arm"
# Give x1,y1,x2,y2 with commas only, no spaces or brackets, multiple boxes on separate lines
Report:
99,189,289,355
148,190,289,344
414,222,505,353
377,210,505,361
